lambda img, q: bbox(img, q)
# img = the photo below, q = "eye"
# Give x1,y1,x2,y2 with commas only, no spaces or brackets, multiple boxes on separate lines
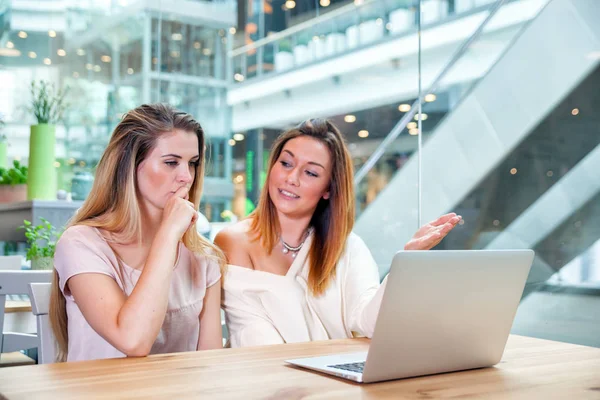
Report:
189,160,200,167
305,170,318,178
165,161,178,167
280,160,292,168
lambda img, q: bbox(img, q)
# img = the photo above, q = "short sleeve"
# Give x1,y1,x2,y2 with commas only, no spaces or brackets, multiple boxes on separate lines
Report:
205,257,222,288
53,229,117,298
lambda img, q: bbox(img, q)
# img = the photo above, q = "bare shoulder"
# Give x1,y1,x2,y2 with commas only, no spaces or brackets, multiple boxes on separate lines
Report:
213,219,254,267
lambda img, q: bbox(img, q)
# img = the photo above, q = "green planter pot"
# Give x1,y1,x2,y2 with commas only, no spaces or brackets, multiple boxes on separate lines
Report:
0,141,7,169
31,256,53,270
28,124,57,200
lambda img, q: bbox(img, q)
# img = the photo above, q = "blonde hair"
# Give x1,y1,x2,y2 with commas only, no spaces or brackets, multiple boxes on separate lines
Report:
250,119,354,296
49,103,225,362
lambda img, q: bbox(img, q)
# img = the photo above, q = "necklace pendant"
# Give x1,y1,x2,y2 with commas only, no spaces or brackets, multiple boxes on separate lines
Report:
282,247,289,254
292,252,297,259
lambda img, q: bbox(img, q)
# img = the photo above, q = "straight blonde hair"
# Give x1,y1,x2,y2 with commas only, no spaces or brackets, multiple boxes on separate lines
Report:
250,119,355,296
49,103,225,362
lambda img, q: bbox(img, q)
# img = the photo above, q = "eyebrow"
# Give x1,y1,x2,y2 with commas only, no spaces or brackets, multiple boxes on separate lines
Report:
161,154,200,160
283,149,325,170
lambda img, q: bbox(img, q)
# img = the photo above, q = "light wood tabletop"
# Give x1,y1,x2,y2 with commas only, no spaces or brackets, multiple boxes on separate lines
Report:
0,335,599,399
4,300,32,314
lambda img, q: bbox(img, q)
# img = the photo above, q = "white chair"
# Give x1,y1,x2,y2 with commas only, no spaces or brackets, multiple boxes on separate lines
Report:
28,283,55,364
0,270,53,365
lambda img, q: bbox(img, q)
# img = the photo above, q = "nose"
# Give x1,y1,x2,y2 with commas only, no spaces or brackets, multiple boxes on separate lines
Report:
177,165,194,184
285,168,300,187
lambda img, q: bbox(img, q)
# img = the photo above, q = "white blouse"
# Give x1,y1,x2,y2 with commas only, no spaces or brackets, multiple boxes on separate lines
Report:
222,232,388,347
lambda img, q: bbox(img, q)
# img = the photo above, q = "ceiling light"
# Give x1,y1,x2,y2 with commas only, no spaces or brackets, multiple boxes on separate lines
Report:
54,161,61,168
170,51,180,58
407,122,417,129
320,0,330,6
194,41,201,49
77,49,86,56
546,170,553,177
93,65,101,72
57,49,66,56
127,68,134,74
228,139,236,146
425,93,437,102
202,48,212,56
571,108,579,116
233,133,245,141
414,113,428,121
48,30,57,38
18,31,27,39
398,104,411,112
285,0,296,9
344,115,356,123
376,18,383,25
171,33,183,41
510,168,517,175
43,58,52,65
234,73,245,82
0,48,20,57
6,41,14,49
358,130,369,138
101,55,112,63
85,63,93,70
493,220,500,226
229,27,237,35
408,128,419,136
28,51,37,59
386,23,392,31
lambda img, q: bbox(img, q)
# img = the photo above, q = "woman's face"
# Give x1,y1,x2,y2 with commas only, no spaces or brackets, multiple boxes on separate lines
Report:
268,135,333,219
136,129,199,211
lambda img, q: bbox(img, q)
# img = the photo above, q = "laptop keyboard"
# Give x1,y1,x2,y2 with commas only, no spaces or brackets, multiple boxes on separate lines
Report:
328,361,365,373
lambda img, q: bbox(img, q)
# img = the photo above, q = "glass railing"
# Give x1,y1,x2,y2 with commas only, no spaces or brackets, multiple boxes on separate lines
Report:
353,0,550,217
229,0,506,83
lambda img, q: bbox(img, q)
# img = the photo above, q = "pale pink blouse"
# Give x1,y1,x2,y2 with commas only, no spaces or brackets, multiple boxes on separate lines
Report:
54,225,220,362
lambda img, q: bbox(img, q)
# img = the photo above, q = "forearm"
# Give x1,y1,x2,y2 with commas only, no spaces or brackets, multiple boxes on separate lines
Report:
115,229,179,355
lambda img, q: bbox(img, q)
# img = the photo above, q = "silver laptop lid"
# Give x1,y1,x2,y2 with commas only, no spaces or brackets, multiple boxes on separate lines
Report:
362,249,534,383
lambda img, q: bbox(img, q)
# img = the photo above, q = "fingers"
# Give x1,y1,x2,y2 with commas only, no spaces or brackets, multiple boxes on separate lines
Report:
174,186,190,199
431,212,457,226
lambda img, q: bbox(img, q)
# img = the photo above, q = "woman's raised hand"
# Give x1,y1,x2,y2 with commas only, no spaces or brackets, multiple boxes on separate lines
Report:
404,212,462,251
160,186,198,241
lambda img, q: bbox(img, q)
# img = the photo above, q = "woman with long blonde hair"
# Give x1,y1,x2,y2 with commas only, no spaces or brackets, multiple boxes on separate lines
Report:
50,103,224,362
216,119,461,347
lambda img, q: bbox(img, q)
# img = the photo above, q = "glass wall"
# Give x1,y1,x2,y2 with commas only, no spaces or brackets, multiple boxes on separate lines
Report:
1,0,599,349
0,0,235,221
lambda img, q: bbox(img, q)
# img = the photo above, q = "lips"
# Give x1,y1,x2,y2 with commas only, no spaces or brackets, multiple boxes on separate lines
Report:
278,188,300,199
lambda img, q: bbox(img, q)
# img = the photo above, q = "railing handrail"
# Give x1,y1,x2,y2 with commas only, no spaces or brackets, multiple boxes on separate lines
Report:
229,0,405,57
353,0,510,187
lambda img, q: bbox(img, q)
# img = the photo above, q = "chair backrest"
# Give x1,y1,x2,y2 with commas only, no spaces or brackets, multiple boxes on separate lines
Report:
0,256,23,270
0,270,53,357
29,283,56,364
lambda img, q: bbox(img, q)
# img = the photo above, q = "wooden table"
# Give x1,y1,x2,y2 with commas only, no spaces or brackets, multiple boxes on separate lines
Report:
0,335,599,399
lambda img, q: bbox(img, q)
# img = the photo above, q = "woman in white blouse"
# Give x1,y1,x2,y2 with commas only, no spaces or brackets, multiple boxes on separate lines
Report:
215,119,461,347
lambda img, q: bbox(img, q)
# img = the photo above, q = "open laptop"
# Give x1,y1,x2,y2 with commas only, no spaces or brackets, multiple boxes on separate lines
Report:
286,249,534,383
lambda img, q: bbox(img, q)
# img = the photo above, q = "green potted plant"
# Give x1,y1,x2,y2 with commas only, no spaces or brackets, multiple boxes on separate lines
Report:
275,38,294,71
0,160,28,203
20,217,60,270
27,80,69,200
